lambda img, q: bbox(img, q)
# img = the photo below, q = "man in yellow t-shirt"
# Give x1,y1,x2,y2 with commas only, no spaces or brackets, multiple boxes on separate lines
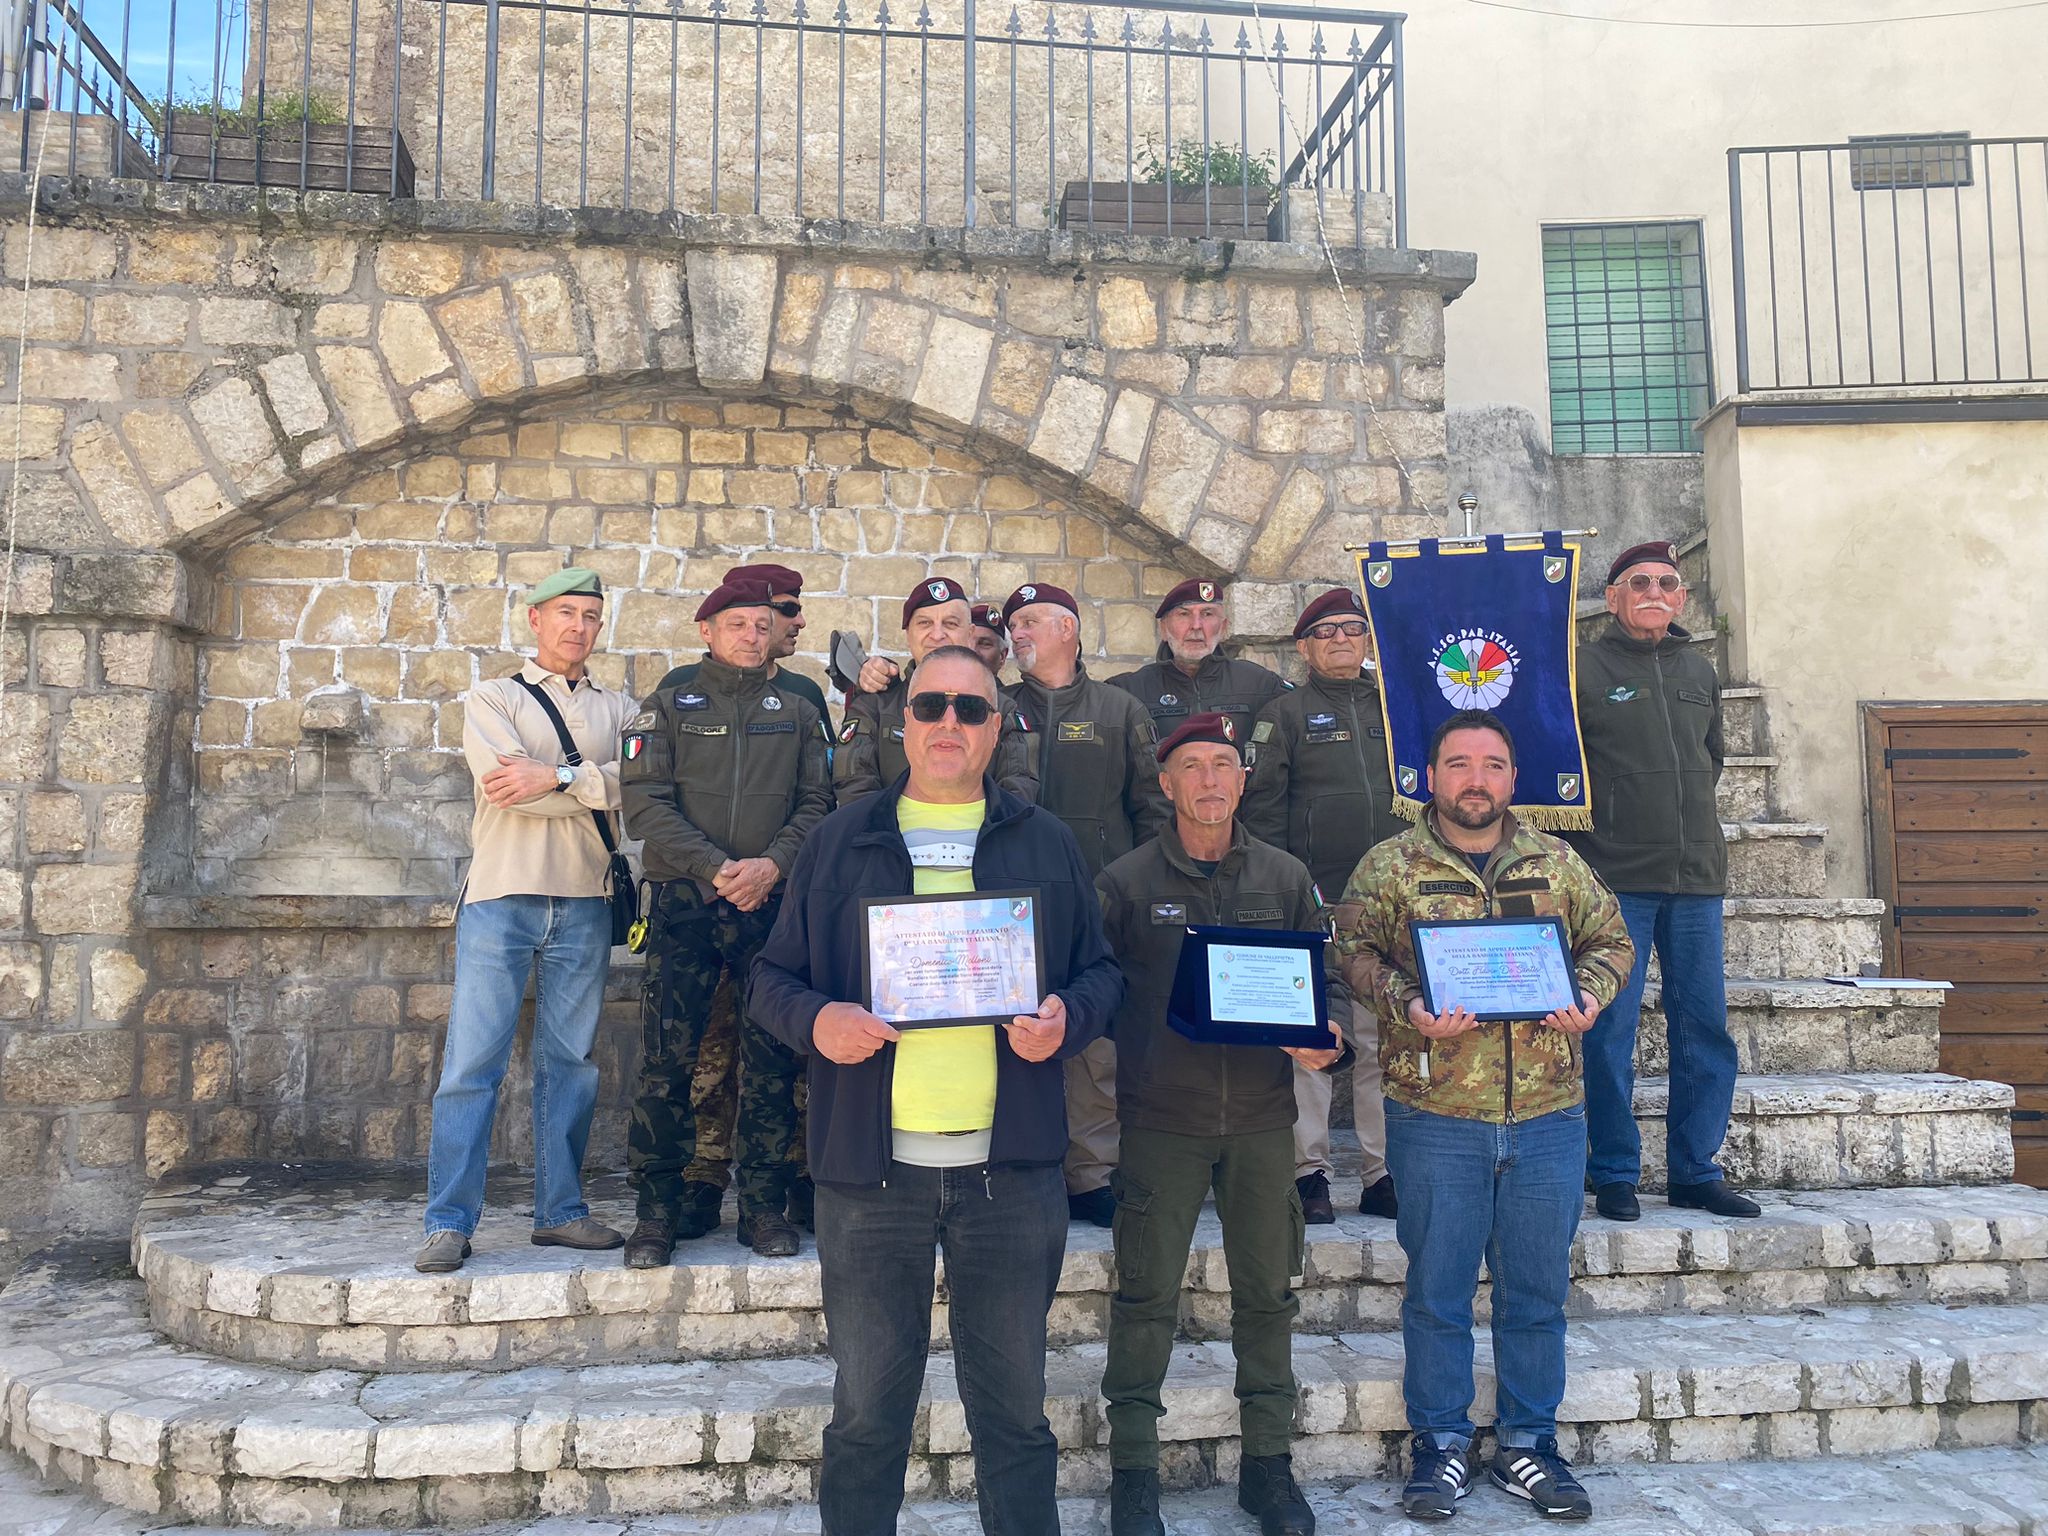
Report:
752,645,1125,1536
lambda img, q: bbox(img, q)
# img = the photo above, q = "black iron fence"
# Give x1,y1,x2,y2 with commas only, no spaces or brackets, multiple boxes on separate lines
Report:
1728,136,2048,393
6,0,1408,242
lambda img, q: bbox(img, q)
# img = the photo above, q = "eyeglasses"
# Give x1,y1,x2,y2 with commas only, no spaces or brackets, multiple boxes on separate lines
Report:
1620,573,1684,595
769,600,803,618
908,690,995,726
1304,620,1369,641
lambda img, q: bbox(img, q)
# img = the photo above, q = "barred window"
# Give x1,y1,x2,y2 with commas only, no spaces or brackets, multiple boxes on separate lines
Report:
1542,221,1712,455
1848,132,1973,191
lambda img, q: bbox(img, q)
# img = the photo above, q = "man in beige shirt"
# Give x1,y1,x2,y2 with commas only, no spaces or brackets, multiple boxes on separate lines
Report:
417,568,638,1272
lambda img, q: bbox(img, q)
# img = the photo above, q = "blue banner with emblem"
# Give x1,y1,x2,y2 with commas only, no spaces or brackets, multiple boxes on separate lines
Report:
1356,531,1592,831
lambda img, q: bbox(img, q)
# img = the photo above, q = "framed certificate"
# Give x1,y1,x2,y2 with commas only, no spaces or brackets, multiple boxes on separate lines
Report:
1409,916,1581,1022
860,889,1046,1030
1166,924,1333,1048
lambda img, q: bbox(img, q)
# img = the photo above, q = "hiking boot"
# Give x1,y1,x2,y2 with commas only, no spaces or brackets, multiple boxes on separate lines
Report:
531,1216,625,1250
787,1177,816,1233
1668,1180,1761,1219
1295,1172,1335,1225
1358,1174,1399,1220
1594,1182,1641,1222
1108,1467,1165,1536
675,1181,725,1240
623,1214,677,1270
1238,1453,1314,1536
1068,1186,1116,1228
738,1209,800,1257
1489,1440,1591,1520
1400,1436,1472,1520
414,1231,471,1273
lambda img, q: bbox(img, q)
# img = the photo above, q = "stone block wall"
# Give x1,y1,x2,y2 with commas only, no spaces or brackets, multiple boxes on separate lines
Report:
0,177,1467,1256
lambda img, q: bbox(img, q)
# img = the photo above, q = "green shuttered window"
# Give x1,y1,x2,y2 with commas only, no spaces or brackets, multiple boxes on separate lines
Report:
1543,221,1711,454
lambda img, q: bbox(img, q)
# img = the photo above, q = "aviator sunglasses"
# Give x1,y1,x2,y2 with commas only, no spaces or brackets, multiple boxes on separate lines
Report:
908,690,996,726
1621,572,1684,594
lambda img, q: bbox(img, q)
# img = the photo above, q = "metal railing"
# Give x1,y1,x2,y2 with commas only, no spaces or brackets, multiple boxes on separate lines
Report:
6,0,1409,243
1728,136,2048,393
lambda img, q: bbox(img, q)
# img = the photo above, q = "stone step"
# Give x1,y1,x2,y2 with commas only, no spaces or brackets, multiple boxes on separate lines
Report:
1718,757,1775,821
1721,684,1765,756
134,1169,2048,1372
1721,898,1885,978
9,1439,2048,1536
1722,821,1826,898
1637,1071,2013,1193
7,1257,2046,1527
1639,978,1943,1076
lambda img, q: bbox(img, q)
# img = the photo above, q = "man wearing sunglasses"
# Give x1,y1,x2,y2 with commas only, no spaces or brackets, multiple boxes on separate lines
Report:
1003,582,1173,1228
1109,577,1291,746
1242,587,1402,1226
751,645,1123,1536
1095,711,1346,1536
653,561,826,1241
836,577,1036,804
1565,541,1756,1224
621,575,835,1264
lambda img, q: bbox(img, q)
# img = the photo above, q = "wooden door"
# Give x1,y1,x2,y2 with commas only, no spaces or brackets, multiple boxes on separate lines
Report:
1867,705,2048,1186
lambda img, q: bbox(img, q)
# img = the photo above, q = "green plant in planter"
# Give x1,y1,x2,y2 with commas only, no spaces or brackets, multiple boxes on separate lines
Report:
1136,138,1279,192
155,89,350,133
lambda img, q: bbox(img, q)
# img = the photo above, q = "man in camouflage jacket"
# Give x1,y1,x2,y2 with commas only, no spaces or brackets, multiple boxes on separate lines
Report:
1332,709,1632,1522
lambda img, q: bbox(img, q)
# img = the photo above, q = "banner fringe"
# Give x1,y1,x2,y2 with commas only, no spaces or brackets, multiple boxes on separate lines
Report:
1391,795,1426,824
1513,803,1595,833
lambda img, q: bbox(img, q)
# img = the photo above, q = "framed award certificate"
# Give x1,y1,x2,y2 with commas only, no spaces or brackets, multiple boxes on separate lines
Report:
1166,924,1333,1048
1408,916,1580,1022
859,889,1046,1030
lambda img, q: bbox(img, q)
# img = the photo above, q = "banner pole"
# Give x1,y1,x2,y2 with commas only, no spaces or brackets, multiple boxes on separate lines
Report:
1345,526,1599,554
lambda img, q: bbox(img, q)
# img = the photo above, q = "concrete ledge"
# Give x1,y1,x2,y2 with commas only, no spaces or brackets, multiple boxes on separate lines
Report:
141,894,458,930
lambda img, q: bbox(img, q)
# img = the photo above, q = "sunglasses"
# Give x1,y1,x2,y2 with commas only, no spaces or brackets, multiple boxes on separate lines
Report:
1304,620,1369,641
769,600,803,618
908,690,995,726
1620,573,1683,594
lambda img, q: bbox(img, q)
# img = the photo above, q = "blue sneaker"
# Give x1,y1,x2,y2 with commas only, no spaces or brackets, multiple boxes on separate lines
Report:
1400,1436,1472,1520
1490,1440,1591,1520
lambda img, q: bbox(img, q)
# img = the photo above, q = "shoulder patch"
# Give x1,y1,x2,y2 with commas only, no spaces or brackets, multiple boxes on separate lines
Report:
837,716,861,744
1251,720,1275,744
1281,679,1296,690
1013,711,1034,734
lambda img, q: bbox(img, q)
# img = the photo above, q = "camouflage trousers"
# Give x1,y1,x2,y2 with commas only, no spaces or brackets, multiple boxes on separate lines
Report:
682,973,810,1191
631,883,802,1220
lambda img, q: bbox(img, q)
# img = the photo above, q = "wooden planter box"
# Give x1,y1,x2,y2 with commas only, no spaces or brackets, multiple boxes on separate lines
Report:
163,119,416,197
1059,180,1272,240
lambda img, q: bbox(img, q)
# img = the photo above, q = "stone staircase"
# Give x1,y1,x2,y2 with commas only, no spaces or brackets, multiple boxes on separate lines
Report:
0,676,2041,1533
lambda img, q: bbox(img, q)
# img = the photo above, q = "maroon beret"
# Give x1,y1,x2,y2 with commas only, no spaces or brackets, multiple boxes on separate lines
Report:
971,602,1006,634
1157,711,1242,764
1605,541,1680,586
724,562,803,597
1001,582,1080,626
1293,587,1368,639
902,576,970,630
1155,576,1226,618
694,576,776,622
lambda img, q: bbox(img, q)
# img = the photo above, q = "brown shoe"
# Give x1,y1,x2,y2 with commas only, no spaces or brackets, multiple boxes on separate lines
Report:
738,1209,800,1257
532,1216,625,1250
624,1215,677,1269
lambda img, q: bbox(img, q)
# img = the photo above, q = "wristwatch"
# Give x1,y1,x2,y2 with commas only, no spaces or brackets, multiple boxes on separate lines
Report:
553,765,577,793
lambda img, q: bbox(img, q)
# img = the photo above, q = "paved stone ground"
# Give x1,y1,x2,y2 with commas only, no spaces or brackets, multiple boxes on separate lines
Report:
2,1443,2046,1535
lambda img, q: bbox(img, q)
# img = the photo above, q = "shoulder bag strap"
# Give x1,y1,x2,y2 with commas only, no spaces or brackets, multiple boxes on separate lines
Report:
512,673,619,856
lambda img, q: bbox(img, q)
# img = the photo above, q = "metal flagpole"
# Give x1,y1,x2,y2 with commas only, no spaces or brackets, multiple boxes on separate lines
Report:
1346,526,1600,555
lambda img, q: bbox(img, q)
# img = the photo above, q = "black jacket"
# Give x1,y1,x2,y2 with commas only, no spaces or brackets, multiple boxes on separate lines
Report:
1095,820,1350,1138
750,776,1125,1187
1564,622,1727,895
834,676,1039,805
1109,647,1291,746
1011,664,1171,877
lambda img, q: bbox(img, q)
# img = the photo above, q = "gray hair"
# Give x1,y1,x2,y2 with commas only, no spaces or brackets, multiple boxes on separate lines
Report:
907,645,998,701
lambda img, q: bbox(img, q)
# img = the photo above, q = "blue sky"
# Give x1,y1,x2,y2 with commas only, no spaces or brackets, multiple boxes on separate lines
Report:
46,0,250,110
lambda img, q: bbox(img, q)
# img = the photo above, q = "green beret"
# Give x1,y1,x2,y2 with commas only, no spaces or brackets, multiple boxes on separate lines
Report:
524,567,605,608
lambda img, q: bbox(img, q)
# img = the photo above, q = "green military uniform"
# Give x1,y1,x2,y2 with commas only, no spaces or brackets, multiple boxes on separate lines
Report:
1094,820,1348,1469
834,676,1039,803
1331,810,1635,1121
658,658,830,727
1564,621,1727,895
621,657,833,1223
1011,663,1172,1199
1109,647,1291,747
1242,668,1400,897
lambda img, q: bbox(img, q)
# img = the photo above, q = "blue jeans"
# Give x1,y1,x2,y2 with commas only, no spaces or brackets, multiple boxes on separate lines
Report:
1584,892,1739,1189
815,1161,1067,1536
1383,1099,1586,1448
424,894,612,1236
